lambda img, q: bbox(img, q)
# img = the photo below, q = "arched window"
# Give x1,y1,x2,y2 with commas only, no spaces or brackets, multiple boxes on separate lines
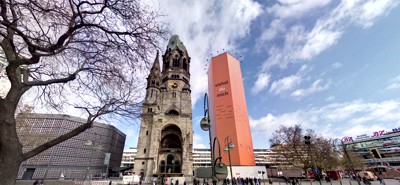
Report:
160,160,166,173
174,161,181,173
173,59,179,67
167,109,179,115
183,59,188,71
166,154,174,173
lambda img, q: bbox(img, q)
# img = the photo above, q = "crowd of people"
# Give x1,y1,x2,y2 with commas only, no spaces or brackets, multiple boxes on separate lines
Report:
192,177,263,185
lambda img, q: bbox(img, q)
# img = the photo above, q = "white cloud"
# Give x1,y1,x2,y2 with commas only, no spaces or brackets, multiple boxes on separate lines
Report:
298,28,342,60
351,0,399,28
267,0,332,19
251,73,271,95
326,96,335,101
269,74,302,95
193,133,207,149
252,0,399,95
258,19,285,42
258,0,399,71
149,0,263,106
250,99,400,146
291,79,331,98
386,74,400,90
330,62,343,69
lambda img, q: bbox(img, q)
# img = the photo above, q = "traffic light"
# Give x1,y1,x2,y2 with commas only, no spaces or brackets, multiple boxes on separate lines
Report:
370,148,382,158
304,136,311,145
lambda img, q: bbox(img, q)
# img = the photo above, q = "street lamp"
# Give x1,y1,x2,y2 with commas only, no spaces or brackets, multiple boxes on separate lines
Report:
332,138,361,185
224,136,235,180
304,136,321,185
200,93,228,185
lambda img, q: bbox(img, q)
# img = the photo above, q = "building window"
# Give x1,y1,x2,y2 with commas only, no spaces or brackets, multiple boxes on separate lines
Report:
146,131,148,135
173,59,179,67
172,92,176,98
148,108,152,113
171,74,180,79
144,148,146,153
183,59,188,71
142,162,145,165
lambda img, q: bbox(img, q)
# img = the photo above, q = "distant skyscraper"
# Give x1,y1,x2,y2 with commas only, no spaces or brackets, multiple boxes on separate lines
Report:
208,53,255,166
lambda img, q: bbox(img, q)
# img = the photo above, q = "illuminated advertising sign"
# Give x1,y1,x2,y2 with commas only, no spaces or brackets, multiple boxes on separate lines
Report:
372,130,385,137
343,137,353,143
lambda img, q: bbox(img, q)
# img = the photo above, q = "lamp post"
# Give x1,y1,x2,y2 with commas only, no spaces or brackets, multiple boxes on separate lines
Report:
200,93,228,185
224,136,235,180
332,138,361,185
304,136,321,185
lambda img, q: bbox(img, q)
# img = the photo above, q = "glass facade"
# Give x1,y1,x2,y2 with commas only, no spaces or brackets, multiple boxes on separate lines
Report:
16,113,126,180
345,131,400,166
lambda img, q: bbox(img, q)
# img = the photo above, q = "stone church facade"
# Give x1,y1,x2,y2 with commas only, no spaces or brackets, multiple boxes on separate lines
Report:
133,35,193,180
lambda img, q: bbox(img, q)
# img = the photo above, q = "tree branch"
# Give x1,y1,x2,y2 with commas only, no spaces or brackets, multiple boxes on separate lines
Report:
22,115,95,160
23,67,89,86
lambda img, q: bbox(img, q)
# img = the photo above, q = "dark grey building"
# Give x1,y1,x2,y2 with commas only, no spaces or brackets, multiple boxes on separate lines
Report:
16,113,126,180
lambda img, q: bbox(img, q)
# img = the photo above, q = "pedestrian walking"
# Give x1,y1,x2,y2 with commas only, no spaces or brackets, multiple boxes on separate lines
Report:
176,179,179,185
33,180,39,185
109,180,112,185
378,176,383,184
269,179,272,185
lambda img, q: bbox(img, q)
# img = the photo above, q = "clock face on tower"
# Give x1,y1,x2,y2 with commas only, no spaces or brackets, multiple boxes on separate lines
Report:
168,81,179,90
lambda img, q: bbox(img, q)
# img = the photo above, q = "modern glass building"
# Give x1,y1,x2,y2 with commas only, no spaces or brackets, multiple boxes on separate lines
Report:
344,130,400,167
16,113,126,180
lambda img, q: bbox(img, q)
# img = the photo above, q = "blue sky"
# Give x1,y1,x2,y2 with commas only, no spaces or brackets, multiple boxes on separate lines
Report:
5,0,397,150
118,0,400,150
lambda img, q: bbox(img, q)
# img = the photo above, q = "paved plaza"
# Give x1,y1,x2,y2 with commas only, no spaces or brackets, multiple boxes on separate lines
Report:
269,179,400,185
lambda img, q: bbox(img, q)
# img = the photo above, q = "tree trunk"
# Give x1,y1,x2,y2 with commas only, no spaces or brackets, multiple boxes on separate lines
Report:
0,100,24,185
304,168,309,180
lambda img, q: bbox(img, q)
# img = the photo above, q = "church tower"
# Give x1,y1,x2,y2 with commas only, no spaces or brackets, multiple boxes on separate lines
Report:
134,35,193,180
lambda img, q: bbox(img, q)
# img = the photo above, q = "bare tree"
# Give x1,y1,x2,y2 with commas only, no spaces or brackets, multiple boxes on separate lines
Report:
313,136,340,170
0,0,166,184
340,149,366,170
270,125,313,175
270,125,339,178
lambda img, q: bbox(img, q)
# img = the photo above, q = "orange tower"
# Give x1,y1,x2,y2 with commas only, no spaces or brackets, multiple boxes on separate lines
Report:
208,53,255,166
